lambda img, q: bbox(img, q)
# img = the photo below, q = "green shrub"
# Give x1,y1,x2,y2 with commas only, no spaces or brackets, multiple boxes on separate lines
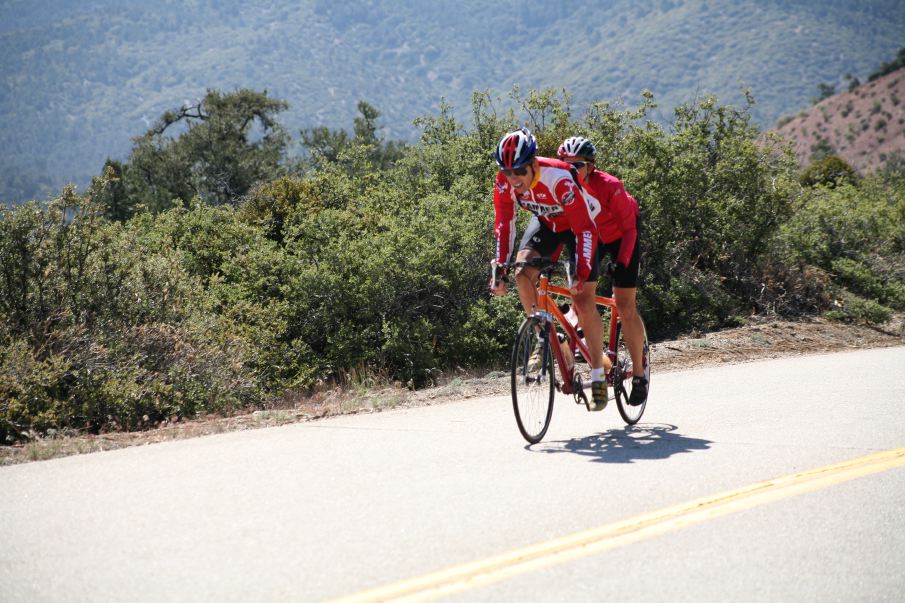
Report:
590,93,799,332
800,155,858,188
772,172,905,319
446,296,524,369
778,180,903,268
0,186,266,442
832,257,905,310
824,294,891,325
0,316,261,443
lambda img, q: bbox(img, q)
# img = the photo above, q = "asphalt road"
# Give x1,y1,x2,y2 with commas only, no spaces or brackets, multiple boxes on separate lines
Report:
2,346,904,602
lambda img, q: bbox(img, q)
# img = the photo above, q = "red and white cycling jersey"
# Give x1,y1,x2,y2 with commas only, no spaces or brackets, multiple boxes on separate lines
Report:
493,157,600,280
580,170,639,268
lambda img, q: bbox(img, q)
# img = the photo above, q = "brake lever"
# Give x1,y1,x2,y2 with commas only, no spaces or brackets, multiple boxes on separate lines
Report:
491,260,508,286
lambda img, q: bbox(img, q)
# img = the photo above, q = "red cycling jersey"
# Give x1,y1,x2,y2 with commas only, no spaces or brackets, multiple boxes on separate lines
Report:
493,157,600,280
580,170,639,268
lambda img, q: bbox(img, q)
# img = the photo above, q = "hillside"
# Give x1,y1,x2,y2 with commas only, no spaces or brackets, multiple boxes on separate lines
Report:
772,67,905,173
2,0,905,202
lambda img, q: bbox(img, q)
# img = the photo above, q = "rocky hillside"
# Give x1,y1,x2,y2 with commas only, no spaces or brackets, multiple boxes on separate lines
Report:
772,67,905,173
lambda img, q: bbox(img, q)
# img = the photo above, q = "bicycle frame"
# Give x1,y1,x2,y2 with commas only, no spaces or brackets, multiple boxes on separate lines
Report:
505,256,650,440
531,270,622,396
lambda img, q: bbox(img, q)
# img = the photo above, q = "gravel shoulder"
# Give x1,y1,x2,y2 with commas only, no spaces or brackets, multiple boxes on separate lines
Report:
3,314,903,466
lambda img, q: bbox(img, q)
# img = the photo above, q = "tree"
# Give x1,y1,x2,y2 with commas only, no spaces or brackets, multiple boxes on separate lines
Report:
124,88,289,210
809,136,835,162
89,160,133,221
868,46,905,82
800,155,858,188
299,126,350,164
300,101,405,171
844,73,861,92
811,82,836,105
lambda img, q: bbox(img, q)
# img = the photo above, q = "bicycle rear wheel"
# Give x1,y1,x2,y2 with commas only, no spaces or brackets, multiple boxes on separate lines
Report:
613,318,650,425
511,317,555,444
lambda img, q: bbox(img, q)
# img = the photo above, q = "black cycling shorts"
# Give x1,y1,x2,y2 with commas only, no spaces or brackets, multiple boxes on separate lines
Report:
597,236,640,288
518,216,641,288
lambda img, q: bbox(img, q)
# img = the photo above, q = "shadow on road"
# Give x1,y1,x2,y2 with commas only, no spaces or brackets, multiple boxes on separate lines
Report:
532,423,712,463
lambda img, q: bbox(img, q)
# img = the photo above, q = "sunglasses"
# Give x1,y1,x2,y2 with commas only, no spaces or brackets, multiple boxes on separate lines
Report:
502,166,529,177
570,161,590,169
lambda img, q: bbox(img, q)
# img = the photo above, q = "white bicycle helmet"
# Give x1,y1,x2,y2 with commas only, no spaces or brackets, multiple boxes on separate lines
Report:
557,136,597,161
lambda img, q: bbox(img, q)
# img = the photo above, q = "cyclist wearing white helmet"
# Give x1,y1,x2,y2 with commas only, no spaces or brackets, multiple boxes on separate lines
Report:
557,135,648,406
491,128,612,411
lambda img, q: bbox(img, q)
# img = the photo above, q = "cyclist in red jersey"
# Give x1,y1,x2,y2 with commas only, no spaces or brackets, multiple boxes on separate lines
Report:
557,136,648,406
490,128,611,411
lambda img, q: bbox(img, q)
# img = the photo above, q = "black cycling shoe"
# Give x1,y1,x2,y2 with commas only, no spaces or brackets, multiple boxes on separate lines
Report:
628,376,648,406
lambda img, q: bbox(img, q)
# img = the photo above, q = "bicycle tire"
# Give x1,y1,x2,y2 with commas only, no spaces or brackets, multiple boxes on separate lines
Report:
614,317,650,425
511,317,555,444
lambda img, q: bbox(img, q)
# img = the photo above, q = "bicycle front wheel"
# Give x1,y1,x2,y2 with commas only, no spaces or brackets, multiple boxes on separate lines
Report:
511,317,555,444
613,318,651,425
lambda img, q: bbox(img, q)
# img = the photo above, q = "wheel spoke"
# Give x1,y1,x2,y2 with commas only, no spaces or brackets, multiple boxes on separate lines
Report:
512,318,555,443
614,319,650,425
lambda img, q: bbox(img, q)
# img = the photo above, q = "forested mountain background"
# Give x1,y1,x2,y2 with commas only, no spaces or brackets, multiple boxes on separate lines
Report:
2,0,905,203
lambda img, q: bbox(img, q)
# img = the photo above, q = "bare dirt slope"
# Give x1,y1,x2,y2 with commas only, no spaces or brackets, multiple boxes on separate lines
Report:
2,314,903,466
772,67,905,173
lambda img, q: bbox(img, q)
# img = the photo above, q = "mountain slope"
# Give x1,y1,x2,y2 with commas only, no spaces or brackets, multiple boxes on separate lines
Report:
772,67,905,173
2,0,905,201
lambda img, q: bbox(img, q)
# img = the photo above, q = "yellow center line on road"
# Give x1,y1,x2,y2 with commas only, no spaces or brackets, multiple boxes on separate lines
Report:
327,446,905,603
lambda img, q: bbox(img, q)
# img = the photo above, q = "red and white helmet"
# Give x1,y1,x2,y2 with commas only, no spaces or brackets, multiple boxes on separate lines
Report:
494,128,537,170
557,136,597,161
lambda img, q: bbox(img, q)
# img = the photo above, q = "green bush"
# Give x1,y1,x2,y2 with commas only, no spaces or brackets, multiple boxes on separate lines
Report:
771,171,905,323
800,155,858,188
585,92,799,330
0,322,260,442
823,294,892,325
832,257,905,310
778,176,904,259
0,187,263,442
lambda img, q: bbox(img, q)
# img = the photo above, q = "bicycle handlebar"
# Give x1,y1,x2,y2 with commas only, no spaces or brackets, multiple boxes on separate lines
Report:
493,257,575,289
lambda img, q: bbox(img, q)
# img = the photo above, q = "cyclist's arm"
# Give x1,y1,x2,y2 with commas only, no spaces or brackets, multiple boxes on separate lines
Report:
607,181,639,268
553,177,597,282
492,172,518,266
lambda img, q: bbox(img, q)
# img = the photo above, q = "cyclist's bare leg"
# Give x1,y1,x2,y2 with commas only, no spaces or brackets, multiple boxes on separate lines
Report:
572,280,611,371
514,248,541,316
614,286,644,376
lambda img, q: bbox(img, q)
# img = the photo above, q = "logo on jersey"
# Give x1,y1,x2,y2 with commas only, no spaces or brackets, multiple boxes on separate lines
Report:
496,181,509,194
518,200,564,217
559,179,578,206
581,232,594,271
